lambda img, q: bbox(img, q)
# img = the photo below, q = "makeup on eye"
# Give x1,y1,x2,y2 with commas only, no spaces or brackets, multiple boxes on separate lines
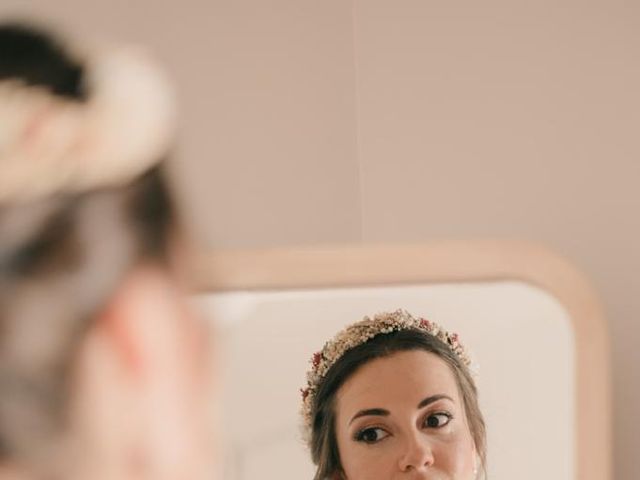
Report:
353,409,453,439
347,393,455,426
349,394,455,425
354,426,390,444
423,411,454,428
349,394,457,443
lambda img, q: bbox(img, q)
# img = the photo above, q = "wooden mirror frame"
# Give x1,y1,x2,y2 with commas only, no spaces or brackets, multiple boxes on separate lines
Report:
190,239,611,480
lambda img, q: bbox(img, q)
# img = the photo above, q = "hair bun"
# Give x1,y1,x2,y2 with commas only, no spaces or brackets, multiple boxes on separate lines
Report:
0,31,176,203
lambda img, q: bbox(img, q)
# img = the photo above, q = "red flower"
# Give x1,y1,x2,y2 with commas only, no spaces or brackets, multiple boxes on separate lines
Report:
312,352,323,368
419,318,431,329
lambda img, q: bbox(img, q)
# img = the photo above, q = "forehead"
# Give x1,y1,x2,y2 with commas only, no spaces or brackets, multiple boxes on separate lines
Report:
336,350,461,414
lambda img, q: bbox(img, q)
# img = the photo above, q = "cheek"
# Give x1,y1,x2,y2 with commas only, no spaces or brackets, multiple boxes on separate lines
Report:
434,431,477,478
337,435,396,480
340,445,394,480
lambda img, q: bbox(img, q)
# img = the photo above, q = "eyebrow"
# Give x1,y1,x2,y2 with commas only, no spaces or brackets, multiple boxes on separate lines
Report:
348,394,454,425
417,394,453,409
349,408,389,425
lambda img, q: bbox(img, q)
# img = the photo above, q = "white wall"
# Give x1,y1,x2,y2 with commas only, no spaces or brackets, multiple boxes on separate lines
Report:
1,2,637,477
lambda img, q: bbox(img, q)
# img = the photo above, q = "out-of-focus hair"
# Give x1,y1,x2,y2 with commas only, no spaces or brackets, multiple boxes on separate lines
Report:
0,23,176,465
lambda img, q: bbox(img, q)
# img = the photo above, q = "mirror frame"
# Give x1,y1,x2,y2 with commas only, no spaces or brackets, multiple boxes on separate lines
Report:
190,240,611,480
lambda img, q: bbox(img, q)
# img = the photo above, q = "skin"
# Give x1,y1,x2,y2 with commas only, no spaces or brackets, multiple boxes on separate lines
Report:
335,350,477,480
0,266,216,480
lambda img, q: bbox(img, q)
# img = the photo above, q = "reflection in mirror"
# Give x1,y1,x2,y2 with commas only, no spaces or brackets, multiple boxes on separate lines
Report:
196,280,574,479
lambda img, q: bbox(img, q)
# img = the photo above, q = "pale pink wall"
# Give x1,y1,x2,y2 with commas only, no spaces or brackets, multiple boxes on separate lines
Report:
0,0,361,247
1,2,638,477
353,5,639,479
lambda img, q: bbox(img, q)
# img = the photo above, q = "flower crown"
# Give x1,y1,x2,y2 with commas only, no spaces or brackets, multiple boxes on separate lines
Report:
300,309,473,440
0,34,176,202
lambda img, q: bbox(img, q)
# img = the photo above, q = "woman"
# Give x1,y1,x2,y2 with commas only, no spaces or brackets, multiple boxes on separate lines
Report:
0,23,214,479
301,309,486,479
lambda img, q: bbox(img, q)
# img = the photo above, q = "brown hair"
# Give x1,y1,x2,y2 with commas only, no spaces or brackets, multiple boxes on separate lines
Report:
309,328,486,480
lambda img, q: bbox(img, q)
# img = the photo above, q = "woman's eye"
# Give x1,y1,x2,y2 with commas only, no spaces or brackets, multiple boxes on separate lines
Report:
355,427,389,443
424,412,452,428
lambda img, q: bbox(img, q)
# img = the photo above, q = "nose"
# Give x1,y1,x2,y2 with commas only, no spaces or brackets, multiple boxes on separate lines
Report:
398,434,435,472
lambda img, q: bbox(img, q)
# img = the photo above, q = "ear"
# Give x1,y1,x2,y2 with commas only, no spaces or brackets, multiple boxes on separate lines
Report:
97,265,208,382
68,265,214,479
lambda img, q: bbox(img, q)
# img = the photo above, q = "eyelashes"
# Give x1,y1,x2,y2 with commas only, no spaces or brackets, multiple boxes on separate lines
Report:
424,412,453,428
355,427,389,444
353,411,454,444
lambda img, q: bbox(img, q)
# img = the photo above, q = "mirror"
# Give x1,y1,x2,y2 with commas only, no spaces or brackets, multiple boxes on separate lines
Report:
191,242,610,480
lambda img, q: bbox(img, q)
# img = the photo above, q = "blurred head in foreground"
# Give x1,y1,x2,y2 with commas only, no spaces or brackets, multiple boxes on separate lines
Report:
0,23,213,479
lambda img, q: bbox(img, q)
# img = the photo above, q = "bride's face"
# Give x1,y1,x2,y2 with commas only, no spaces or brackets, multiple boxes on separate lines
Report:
334,350,477,480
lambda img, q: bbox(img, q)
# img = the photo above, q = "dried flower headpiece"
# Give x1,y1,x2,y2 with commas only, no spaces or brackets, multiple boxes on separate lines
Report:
0,37,176,202
300,309,474,440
